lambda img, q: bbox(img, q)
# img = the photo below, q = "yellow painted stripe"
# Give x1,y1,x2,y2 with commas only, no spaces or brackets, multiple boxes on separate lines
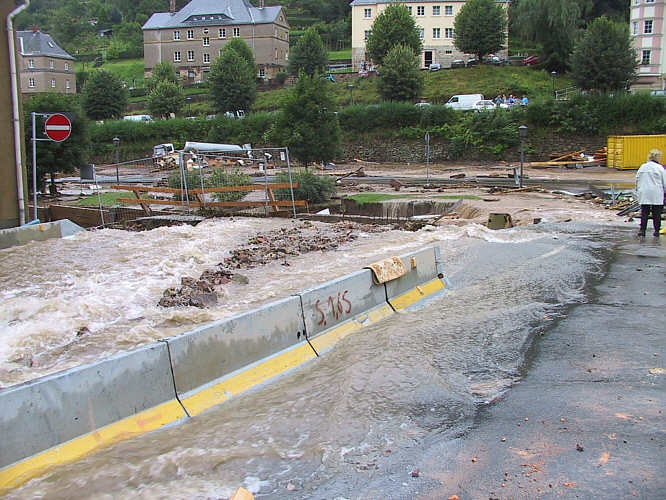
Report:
388,278,445,311
310,304,394,353
0,399,186,494
182,342,318,416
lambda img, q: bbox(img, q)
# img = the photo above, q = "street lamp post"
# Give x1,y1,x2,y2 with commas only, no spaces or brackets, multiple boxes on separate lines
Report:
519,125,527,188
551,71,557,98
186,96,192,116
348,84,354,105
113,136,120,184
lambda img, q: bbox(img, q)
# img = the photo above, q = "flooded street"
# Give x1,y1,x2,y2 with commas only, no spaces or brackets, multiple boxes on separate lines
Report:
1,218,613,499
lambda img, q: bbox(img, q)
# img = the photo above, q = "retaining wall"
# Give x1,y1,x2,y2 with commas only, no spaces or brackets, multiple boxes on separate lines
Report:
0,246,448,493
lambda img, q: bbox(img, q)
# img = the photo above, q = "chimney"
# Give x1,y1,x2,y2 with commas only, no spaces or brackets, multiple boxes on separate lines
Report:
169,0,176,13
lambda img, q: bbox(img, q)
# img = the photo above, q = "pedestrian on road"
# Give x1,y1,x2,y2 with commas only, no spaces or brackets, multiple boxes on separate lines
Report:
635,149,666,238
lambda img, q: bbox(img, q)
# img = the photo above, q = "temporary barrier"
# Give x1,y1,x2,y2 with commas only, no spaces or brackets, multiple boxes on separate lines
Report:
0,219,84,249
0,342,186,493
0,245,448,493
385,247,447,310
298,269,393,355
166,296,313,417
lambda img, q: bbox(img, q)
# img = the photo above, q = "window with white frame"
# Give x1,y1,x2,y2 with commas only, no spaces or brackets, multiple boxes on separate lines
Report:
233,27,240,37
644,20,653,34
419,28,424,39
433,6,440,16
174,51,181,62
51,79,56,88
407,6,412,14
433,28,441,39
445,5,453,15
66,80,70,89
187,29,194,40
203,53,210,63
641,49,651,65
259,68,265,77
64,62,69,70
364,30,371,41
203,36,210,46
174,30,180,40
445,28,453,39
28,59,34,68
28,78,35,88
275,48,278,60
417,6,425,16
49,60,54,69
364,8,371,18
445,49,452,54
646,0,654,3
219,28,225,38
187,50,194,61
633,22,638,35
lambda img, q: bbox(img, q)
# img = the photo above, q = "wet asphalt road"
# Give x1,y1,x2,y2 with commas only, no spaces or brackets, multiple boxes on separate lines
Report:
407,231,665,499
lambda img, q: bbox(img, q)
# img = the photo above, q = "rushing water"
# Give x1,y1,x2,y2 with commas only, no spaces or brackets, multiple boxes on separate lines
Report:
2,219,611,499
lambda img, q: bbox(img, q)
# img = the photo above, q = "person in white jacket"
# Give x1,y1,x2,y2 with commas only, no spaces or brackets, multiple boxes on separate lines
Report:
635,149,666,237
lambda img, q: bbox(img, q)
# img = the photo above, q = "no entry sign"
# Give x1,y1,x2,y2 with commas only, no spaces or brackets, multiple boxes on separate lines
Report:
44,113,72,142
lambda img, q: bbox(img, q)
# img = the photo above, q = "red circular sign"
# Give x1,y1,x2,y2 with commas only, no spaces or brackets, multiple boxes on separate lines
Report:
44,113,72,142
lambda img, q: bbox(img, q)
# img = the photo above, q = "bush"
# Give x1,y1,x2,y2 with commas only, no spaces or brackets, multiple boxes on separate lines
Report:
275,72,288,85
274,169,335,204
166,168,252,202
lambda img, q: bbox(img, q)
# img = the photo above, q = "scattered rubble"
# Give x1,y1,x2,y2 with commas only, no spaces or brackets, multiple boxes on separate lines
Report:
159,222,385,308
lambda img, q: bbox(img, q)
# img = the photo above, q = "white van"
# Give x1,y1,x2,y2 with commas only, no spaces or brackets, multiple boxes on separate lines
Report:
122,114,153,122
444,94,484,111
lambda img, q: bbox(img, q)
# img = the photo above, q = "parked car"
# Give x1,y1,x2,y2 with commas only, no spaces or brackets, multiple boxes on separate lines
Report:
224,110,246,119
522,55,539,66
473,100,497,112
429,63,441,72
415,101,432,107
650,89,666,97
466,58,479,67
450,59,465,68
484,55,509,66
123,114,153,122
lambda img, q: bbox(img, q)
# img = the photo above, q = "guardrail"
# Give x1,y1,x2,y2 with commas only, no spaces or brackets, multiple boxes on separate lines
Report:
0,246,448,493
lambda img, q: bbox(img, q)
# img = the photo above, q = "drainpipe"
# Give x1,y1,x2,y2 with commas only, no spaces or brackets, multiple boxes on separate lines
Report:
8,0,30,225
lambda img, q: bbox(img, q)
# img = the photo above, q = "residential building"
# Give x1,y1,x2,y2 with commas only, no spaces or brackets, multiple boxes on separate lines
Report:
630,0,665,91
16,29,76,95
142,0,289,82
350,0,509,70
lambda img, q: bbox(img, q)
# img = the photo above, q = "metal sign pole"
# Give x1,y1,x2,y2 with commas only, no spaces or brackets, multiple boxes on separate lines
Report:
285,147,297,217
31,112,38,221
425,132,431,187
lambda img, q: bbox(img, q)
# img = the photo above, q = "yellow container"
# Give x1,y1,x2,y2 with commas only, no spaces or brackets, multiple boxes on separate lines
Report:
607,134,666,170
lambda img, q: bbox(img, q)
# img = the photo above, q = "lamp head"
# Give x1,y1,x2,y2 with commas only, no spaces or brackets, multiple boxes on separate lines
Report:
113,136,120,146
519,125,527,138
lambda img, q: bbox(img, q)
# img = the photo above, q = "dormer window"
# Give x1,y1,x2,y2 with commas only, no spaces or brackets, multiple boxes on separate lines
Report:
49,60,54,69
28,58,34,68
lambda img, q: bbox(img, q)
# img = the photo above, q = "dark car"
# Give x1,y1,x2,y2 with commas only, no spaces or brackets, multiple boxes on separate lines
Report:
466,58,479,67
522,55,539,66
450,59,465,68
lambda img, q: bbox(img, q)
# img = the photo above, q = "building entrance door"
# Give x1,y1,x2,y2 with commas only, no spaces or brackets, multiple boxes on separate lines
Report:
424,51,433,68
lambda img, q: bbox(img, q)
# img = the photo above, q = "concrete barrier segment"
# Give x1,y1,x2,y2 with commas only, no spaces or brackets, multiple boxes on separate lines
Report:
0,219,84,249
385,246,447,310
166,296,313,417
298,268,393,355
0,342,186,493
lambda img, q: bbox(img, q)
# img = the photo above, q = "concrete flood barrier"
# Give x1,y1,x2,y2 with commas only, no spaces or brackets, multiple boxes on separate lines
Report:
0,246,447,493
167,296,313,417
0,343,186,492
0,219,84,250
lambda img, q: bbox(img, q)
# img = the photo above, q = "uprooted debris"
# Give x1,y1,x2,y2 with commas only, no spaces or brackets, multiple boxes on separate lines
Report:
159,221,385,308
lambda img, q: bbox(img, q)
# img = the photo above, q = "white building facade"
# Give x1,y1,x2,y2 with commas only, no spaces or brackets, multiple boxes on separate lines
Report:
630,0,665,91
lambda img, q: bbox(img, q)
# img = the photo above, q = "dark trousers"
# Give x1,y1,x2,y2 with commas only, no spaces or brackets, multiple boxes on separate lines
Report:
639,204,663,235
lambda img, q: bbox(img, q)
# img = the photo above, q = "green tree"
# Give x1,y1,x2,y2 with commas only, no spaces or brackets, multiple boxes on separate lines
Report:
570,17,637,93
453,0,506,62
82,69,128,119
271,72,340,165
147,81,185,119
377,45,423,102
209,46,257,113
223,38,256,73
288,26,329,76
514,0,590,72
24,93,90,195
366,4,422,66
146,61,181,92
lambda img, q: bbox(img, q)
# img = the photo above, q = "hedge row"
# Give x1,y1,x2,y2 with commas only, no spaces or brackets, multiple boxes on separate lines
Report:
89,94,666,159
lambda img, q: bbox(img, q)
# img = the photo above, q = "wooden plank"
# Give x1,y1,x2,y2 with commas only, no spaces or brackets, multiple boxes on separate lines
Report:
116,199,308,208
132,189,153,216
111,183,298,194
266,187,282,213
